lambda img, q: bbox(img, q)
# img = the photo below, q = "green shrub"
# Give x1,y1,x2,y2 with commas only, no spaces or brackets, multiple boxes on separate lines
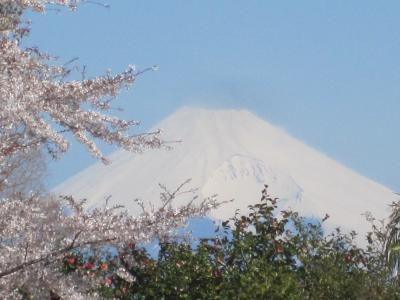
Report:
64,186,400,299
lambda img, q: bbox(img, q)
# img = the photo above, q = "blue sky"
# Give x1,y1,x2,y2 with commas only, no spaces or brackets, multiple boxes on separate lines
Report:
26,1,400,192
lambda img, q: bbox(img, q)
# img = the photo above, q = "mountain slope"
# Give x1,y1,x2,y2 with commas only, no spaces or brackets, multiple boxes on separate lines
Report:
56,107,398,239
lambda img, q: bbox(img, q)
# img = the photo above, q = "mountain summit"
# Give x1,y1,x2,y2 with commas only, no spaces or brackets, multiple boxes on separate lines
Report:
56,107,397,239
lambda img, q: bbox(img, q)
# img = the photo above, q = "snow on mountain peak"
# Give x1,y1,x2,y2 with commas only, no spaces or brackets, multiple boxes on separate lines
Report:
56,107,398,242
215,155,269,183
202,154,303,220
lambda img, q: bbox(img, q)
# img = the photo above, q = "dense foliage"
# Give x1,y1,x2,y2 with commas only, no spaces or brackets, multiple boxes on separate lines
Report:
64,186,400,299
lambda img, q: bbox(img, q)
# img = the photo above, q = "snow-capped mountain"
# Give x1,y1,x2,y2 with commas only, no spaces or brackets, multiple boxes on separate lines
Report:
56,107,398,240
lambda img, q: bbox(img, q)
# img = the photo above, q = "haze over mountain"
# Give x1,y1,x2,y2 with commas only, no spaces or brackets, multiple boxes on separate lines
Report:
56,107,398,240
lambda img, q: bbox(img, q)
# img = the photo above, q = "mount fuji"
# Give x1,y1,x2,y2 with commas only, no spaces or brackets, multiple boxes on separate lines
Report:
56,107,398,240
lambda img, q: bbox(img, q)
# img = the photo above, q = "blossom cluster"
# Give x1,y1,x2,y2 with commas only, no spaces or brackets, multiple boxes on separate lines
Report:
0,188,219,298
0,1,220,298
0,37,162,164
1,0,80,12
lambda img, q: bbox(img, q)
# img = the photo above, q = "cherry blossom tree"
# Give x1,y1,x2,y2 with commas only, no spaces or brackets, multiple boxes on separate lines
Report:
0,1,219,298
0,148,46,198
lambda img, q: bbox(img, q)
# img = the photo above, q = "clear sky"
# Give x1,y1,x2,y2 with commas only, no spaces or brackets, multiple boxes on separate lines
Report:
26,1,400,192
